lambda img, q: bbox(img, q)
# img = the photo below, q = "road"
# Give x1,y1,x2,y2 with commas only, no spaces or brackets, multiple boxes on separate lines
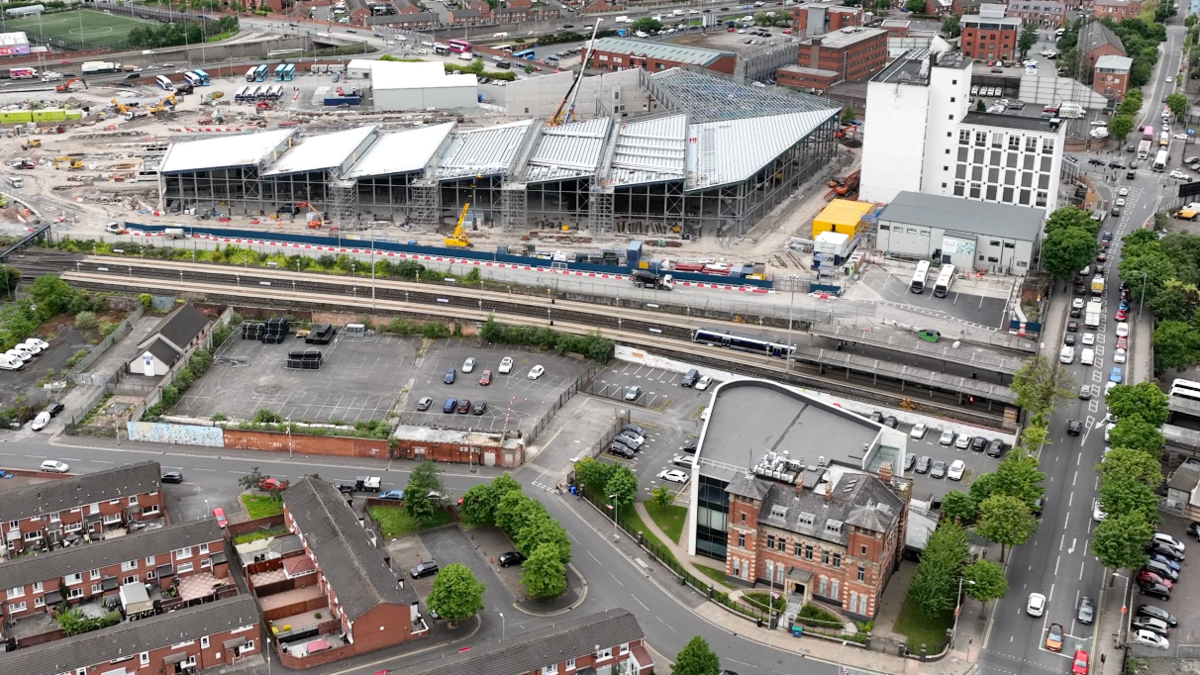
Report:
975,21,1185,675
0,430,874,675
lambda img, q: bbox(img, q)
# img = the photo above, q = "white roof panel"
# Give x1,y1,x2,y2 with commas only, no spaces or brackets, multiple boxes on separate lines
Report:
610,114,687,187
159,129,296,174
370,60,476,90
436,120,534,180
263,125,377,177
524,118,611,183
345,122,454,178
687,111,834,190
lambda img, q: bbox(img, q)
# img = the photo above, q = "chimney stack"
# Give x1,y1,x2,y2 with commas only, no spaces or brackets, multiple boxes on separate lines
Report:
878,461,893,483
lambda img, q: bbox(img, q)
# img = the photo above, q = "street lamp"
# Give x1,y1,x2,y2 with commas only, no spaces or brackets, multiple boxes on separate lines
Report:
609,494,620,538
786,274,799,375
1113,571,1131,647
1138,269,1148,320
498,612,505,641
950,578,976,646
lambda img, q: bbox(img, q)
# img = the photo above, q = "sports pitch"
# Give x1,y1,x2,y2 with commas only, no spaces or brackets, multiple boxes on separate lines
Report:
4,9,154,49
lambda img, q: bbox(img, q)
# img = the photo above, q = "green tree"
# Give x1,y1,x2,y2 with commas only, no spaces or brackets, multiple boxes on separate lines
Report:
651,485,673,508
1044,206,1098,236
490,472,522,497
1107,418,1165,455
1107,113,1134,140
1042,226,1099,281
459,482,497,527
673,636,721,675
840,106,856,125
1098,446,1164,487
976,494,1037,561
521,543,568,601
630,17,662,33
969,471,999,504
517,513,572,563
1153,320,1200,374
1093,511,1152,570
574,457,614,494
1099,477,1161,525
976,98,987,112
495,490,536,538
962,559,1008,617
402,461,444,523
904,0,924,12
1018,24,1039,58
941,14,961,38
426,563,484,625
992,451,1045,508
605,465,638,510
0,265,19,300
1105,382,1169,426
237,466,268,491
1147,279,1200,321
874,0,890,11
1165,92,1188,121
74,311,98,331
1010,354,1078,417
1118,248,1175,306
907,522,970,619
1018,422,1049,454
941,490,977,524
29,274,77,320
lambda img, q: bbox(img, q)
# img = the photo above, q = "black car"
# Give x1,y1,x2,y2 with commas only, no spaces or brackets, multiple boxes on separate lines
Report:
161,471,184,484
1064,334,1077,346
1069,307,1082,318
472,400,487,415
498,551,526,567
915,456,932,474
336,483,355,495
1147,541,1184,560
1144,560,1180,582
1138,582,1171,600
930,460,947,479
608,443,635,459
1067,321,1079,332
45,402,64,417
986,439,1005,458
1067,419,1082,436
623,423,647,437
905,453,917,472
1187,521,1200,540
1102,231,1114,242
1137,604,1177,626
1089,158,1105,166
971,436,987,452
869,411,884,423
883,415,899,429
681,439,698,454
444,368,456,384
1109,161,1125,169
410,561,439,579
1074,283,1087,295
1111,206,1121,217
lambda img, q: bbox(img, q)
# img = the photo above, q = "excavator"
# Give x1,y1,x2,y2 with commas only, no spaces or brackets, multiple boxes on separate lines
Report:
146,93,177,115
55,77,85,93
52,156,83,170
109,98,146,121
20,139,40,151
444,203,470,248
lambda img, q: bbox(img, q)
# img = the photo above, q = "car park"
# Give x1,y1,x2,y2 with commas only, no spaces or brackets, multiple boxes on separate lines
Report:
1137,604,1176,625
986,439,1005,457
939,429,955,445
1134,629,1169,649
1077,596,1094,624
417,397,433,411
930,459,947,479
910,423,928,439
657,468,690,484
528,365,545,379
916,456,932,473
444,368,456,384
40,460,69,473
499,356,514,373
1045,622,1063,651
499,551,526,567
410,561,439,578
947,460,965,480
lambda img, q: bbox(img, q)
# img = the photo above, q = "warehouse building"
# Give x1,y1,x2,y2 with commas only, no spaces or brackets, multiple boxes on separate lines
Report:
343,59,478,110
157,68,841,239
873,191,1042,275
587,38,737,75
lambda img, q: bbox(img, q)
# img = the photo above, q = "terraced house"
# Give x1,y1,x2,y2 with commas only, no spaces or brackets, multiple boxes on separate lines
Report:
0,462,165,556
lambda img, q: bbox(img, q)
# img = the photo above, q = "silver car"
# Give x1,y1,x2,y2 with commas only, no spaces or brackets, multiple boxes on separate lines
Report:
939,429,956,445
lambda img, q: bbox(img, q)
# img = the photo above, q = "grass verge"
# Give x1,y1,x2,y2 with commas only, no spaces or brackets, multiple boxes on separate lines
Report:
369,506,454,538
693,563,727,586
892,594,953,652
643,502,687,544
240,494,283,519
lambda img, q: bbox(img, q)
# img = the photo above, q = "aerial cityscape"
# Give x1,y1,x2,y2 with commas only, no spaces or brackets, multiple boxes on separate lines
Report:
0,0,1195,674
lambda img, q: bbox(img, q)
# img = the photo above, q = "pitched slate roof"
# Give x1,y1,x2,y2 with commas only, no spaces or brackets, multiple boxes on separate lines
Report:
139,304,209,354
1078,21,1125,56
408,609,646,675
754,471,903,545
282,477,412,620
0,595,260,675
0,520,224,592
143,336,181,365
0,461,161,523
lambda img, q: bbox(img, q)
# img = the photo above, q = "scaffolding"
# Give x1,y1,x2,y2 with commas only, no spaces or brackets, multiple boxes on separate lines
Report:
501,183,527,232
409,179,441,230
327,170,360,231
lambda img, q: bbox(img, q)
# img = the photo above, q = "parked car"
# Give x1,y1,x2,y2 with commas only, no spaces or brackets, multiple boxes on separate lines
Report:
623,423,646,437
1139,582,1172,600
472,400,487,415
479,369,492,386
1146,540,1184,561
910,423,928,439
462,357,476,373
379,490,404,500
939,429,956,445
417,396,433,411
410,561,439,579
608,443,635,459
443,398,457,414
971,436,987,452
986,439,1005,458
657,469,690,484
1137,604,1177,626
498,551,526,567
1131,616,1170,636
1153,532,1186,554
1077,596,1094,624
624,385,642,401
883,415,899,429
1045,623,1063,651
696,375,714,391
30,411,51,431
905,453,917,472
444,368,456,384
457,399,472,414
161,471,184,484
1144,560,1180,582
916,456,932,473
1137,570,1172,589
40,460,69,473
1133,629,1169,649
212,507,227,528
498,356,514,373
954,434,971,450
1148,553,1181,572
528,365,545,379
930,459,947,479
1071,650,1089,675
947,460,965,480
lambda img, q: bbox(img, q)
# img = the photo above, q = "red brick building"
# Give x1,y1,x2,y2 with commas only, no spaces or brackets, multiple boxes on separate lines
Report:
0,595,262,675
0,461,165,556
1077,21,1126,81
1,519,227,622
406,609,653,675
724,467,908,620
1092,0,1142,20
589,37,736,74
790,4,862,36
1094,54,1133,100
279,477,426,667
777,27,888,91
960,5,1022,61
1006,0,1066,25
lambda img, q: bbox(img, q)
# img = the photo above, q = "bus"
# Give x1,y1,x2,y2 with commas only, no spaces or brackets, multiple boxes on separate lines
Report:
155,74,173,90
1170,379,1200,403
280,64,295,82
910,260,931,294
183,72,202,87
434,44,450,55
493,44,513,52
192,68,210,85
268,85,283,99
513,49,536,60
234,85,249,102
254,64,269,82
246,85,261,100
1153,149,1169,172
932,264,955,298
273,63,287,81
447,39,471,53
245,66,257,82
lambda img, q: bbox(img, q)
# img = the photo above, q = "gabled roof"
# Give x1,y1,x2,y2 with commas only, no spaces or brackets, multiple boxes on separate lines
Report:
0,520,224,592
687,111,837,190
0,461,161,523
139,304,210,354
0,595,260,675
142,336,180,365
436,120,535,180
1078,21,1125,56
263,125,378,177
524,117,611,183
756,471,903,545
1095,54,1133,72
726,473,772,500
407,609,646,675
609,114,687,187
282,477,413,620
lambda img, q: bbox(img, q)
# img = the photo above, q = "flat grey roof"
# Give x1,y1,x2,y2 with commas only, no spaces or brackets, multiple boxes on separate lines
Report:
960,14,1022,26
592,37,734,67
700,380,880,478
962,111,1058,132
872,48,968,86
804,27,886,49
879,191,1044,242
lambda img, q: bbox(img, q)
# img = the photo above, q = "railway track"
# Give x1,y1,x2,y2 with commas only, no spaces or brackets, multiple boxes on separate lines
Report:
61,269,1014,429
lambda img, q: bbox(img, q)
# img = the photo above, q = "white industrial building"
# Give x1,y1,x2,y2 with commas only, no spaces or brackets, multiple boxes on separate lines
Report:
344,59,478,110
860,48,1065,213
875,191,1042,275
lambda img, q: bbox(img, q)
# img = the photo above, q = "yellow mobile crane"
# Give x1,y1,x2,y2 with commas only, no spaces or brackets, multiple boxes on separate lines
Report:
549,21,602,127
444,203,470,247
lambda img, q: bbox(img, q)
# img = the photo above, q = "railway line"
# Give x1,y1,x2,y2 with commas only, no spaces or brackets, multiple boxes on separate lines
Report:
61,263,1017,429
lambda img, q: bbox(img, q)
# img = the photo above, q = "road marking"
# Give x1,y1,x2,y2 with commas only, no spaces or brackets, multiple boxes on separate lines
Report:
609,571,624,587
1073,470,1078,485
1055,556,1060,575
1060,535,1065,550
656,616,678,632
194,468,217,472
631,594,649,611
89,459,114,464
1069,539,1076,555
1080,561,1086,581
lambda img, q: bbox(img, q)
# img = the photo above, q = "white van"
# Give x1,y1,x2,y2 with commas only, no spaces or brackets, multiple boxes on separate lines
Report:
11,344,35,360
1060,345,1075,364
18,339,41,355
5,349,29,364
1081,348,1095,365
0,354,21,370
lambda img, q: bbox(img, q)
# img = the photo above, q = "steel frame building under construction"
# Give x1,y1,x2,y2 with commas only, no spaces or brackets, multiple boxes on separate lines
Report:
157,68,842,239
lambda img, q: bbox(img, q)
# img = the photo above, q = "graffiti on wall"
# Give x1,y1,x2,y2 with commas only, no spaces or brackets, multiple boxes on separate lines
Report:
126,422,225,448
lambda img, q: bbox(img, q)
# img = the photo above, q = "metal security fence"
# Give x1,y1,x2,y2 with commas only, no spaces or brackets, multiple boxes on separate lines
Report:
524,361,602,446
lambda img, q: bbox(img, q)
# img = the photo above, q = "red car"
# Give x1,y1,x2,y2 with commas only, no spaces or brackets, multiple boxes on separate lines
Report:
479,369,492,386
1072,649,1089,675
1137,570,1173,589
727,27,735,31
1096,252,1108,262
258,477,288,491
1114,309,1127,321
212,507,227,529
1116,336,1128,350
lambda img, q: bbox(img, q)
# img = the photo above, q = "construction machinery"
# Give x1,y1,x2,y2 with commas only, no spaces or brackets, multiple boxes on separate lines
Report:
303,202,324,229
834,170,859,196
444,203,471,247
20,139,40,151
146,94,177,115
548,21,602,126
55,77,85,93
52,156,83,170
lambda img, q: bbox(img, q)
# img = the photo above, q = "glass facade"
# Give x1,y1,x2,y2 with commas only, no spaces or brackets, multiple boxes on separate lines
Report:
695,475,730,561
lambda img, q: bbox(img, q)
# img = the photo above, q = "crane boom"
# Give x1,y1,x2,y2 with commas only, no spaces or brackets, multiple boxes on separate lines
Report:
549,20,601,126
